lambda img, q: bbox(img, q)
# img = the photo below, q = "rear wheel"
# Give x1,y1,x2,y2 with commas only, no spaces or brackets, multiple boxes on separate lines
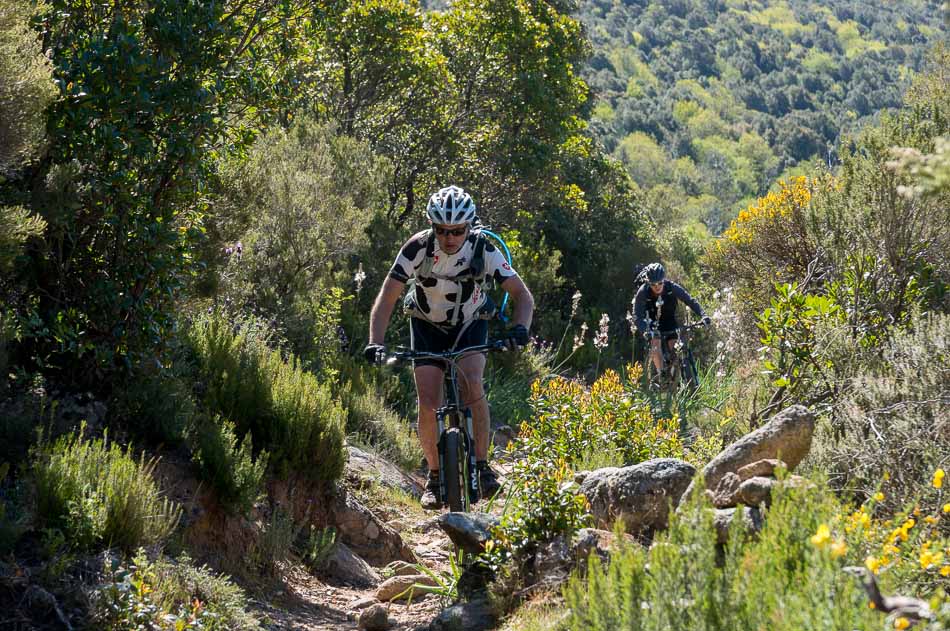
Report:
442,428,470,512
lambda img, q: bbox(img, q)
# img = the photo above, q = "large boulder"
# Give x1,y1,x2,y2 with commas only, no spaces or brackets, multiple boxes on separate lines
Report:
332,492,414,566
681,405,815,506
437,512,499,555
346,446,423,497
579,458,696,535
314,541,381,587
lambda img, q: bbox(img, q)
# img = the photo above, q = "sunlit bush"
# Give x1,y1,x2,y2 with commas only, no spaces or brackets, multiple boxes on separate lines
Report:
33,427,181,552
519,368,683,470
186,310,346,484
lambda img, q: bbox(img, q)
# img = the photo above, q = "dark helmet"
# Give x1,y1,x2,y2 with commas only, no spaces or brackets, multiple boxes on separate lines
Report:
642,262,666,284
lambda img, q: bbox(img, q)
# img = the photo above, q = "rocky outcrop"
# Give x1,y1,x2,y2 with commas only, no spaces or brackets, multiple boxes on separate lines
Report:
347,446,423,497
314,541,381,587
681,405,815,507
332,491,415,566
578,458,696,534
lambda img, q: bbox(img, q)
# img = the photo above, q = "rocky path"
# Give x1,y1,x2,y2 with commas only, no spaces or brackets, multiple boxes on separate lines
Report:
248,449,508,631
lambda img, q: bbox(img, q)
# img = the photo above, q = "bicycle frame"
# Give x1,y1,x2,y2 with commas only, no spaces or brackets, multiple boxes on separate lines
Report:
644,319,705,389
388,340,506,510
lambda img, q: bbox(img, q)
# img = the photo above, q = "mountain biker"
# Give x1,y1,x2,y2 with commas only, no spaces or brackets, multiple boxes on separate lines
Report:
363,185,535,509
633,263,711,378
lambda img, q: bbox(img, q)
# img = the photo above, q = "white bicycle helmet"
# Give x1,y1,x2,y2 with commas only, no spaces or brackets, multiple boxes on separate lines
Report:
426,185,477,225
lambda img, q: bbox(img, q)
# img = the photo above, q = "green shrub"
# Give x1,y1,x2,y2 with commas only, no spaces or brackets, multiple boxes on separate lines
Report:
187,311,346,484
520,369,683,471
269,354,346,481
563,479,884,631
90,549,260,630
809,311,950,515
249,505,303,576
191,415,267,515
32,427,181,552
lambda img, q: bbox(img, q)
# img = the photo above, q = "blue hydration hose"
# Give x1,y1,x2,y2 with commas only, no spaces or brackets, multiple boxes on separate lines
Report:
481,230,512,323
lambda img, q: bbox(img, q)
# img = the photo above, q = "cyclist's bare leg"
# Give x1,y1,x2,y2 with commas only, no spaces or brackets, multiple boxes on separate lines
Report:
414,365,444,471
457,352,489,460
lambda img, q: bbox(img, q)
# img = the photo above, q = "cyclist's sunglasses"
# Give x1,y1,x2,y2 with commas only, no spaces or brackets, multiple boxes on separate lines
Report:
433,225,468,237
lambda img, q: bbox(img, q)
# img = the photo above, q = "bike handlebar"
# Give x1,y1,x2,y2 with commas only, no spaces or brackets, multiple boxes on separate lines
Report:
643,321,709,339
385,339,508,366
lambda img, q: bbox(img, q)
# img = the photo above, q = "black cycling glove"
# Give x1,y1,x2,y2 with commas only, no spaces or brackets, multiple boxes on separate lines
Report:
363,344,386,364
504,325,530,351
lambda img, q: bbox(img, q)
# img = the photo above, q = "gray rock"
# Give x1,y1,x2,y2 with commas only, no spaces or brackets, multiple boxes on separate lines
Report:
712,506,764,544
738,476,776,507
315,542,381,587
437,512,499,555
347,596,379,610
710,472,741,508
681,405,815,507
579,458,696,534
358,603,391,630
332,491,415,565
737,458,786,481
428,598,495,631
572,528,635,566
384,560,419,577
347,446,423,497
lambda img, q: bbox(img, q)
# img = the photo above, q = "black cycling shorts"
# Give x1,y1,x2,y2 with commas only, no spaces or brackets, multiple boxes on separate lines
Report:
409,317,488,369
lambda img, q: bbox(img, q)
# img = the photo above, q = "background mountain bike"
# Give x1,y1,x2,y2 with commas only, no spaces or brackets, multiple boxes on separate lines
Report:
387,340,507,512
643,320,707,391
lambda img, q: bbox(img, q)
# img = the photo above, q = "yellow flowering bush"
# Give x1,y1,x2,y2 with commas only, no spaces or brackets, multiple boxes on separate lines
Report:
706,175,836,336
520,368,683,469
811,471,950,594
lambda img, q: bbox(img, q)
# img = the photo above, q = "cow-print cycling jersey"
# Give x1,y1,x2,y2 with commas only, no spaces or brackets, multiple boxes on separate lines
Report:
388,230,518,326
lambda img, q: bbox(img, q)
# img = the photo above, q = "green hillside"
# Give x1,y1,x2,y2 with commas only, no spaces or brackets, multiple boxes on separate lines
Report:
576,0,946,233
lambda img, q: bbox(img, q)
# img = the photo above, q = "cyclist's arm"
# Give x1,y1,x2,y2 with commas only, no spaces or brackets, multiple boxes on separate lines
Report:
369,276,406,345
670,282,706,319
633,284,649,333
500,274,534,330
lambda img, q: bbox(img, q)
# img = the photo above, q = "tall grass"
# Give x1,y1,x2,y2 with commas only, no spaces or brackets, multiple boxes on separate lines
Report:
33,427,181,552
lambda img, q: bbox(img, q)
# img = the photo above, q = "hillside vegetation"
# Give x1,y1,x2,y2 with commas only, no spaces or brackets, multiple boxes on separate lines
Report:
577,0,946,279
0,0,949,628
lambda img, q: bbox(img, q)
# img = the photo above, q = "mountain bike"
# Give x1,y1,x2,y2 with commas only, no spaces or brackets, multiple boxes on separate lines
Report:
643,320,707,391
387,340,507,512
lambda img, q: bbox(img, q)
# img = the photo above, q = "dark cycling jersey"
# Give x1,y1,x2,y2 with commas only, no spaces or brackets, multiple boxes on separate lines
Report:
633,280,706,334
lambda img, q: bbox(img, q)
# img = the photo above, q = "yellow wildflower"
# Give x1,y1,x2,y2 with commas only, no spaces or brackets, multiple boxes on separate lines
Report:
894,617,910,630
924,516,937,524
830,540,848,559
874,492,885,502
944,503,950,514
865,556,881,574
934,468,945,489
811,524,831,548
940,566,950,577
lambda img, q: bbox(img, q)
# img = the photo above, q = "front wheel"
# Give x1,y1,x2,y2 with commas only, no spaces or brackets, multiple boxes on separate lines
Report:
681,350,699,389
442,428,470,512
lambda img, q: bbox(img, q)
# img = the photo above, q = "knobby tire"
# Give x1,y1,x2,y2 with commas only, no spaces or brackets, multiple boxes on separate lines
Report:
443,427,469,512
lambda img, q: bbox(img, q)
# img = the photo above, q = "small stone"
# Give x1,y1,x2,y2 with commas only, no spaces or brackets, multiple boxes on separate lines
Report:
358,602,391,630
